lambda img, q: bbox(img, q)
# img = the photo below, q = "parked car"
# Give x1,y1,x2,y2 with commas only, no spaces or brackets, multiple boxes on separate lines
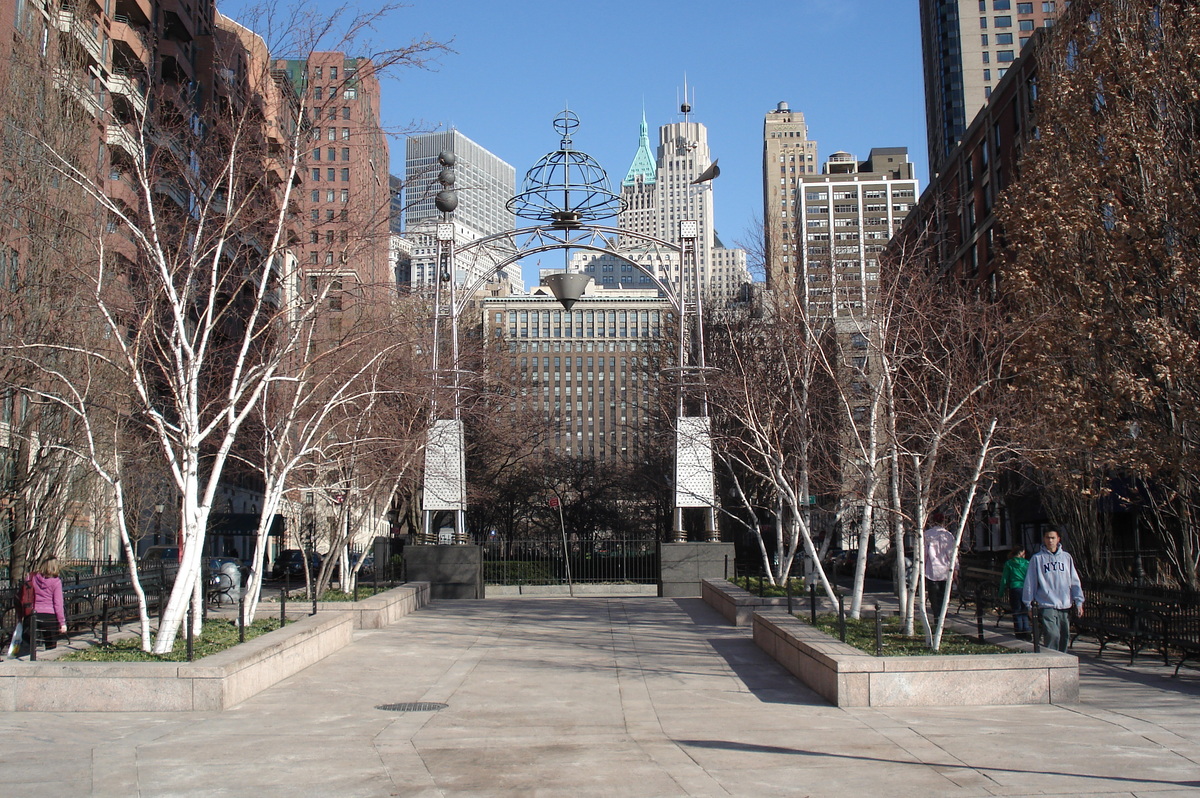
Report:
140,545,180,564
349,552,374,576
272,549,321,579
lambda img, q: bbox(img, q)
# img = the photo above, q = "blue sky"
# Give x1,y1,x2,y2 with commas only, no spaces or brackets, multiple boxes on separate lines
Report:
225,0,928,287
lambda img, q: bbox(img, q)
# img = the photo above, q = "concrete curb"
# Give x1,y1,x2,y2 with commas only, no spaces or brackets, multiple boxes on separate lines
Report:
0,611,354,712
700,578,1079,707
700,577,793,625
287,581,431,628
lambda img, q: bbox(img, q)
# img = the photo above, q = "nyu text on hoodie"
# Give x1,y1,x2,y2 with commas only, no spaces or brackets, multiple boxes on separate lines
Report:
1021,545,1084,610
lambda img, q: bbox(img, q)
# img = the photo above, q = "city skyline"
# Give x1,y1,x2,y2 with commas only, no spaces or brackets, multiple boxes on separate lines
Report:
218,0,927,290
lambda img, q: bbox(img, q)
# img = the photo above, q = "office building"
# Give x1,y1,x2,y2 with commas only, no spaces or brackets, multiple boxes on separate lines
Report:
482,281,670,461
402,130,520,294
920,0,1062,175
617,112,749,301
763,105,918,319
281,52,393,339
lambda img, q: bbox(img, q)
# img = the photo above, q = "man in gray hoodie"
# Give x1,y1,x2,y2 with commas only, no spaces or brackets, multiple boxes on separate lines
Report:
1022,529,1085,652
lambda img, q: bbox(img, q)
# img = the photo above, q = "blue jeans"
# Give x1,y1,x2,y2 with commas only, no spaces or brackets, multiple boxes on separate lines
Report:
1040,606,1071,652
1009,588,1030,633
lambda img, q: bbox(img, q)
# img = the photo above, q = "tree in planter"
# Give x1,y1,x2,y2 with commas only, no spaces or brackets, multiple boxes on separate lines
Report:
236,298,430,617
1,4,446,652
706,287,841,607
881,252,1022,647
996,0,1200,589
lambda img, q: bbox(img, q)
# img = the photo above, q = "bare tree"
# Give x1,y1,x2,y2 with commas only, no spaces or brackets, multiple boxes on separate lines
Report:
707,288,840,606
1,2,446,652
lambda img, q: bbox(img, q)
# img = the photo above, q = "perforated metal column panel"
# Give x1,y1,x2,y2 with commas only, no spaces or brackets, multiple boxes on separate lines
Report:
675,416,715,508
422,419,465,511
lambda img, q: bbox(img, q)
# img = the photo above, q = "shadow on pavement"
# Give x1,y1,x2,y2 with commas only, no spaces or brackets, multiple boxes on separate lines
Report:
673,739,1200,790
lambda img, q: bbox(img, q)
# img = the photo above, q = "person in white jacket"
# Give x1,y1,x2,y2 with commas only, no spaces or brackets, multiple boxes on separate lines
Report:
1022,529,1085,652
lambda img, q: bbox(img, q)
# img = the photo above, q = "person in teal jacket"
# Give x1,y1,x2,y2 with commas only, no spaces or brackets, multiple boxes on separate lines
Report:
1000,546,1030,637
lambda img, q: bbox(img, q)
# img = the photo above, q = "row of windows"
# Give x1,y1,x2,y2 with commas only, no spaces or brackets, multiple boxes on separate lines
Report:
310,209,349,222
505,341,660,354
497,310,662,324
522,356,651,368
981,16,1040,31
982,0,1054,12
311,107,352,121
311,85,357,100
310,189,350,203
308,66,351,81
803,188,913,201
506,327,661,340
311,147,352,162
309,250,348,266
312,127,352,141
310,168,351,182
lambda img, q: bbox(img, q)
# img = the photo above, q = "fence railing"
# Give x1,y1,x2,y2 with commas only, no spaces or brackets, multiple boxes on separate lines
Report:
2,563,178,657
482,534,659,586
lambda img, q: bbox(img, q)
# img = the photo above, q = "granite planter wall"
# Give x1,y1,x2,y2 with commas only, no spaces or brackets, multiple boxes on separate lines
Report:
292,581,430,628
700,578,1079,707
659,542,734,598
0,611,353,712
700,577,796,625
752,610,1078,707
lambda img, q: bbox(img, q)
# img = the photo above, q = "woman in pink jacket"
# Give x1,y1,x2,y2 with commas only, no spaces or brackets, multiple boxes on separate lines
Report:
27,555,67,650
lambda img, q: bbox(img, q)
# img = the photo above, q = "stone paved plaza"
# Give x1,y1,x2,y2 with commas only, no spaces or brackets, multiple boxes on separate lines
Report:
2,596,1199,797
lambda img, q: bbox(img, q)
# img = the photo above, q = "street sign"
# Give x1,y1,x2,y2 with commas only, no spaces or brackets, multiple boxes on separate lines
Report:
548,496,560,509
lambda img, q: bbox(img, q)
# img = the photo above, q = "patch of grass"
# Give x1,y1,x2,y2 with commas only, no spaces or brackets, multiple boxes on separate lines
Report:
315,585,391,601
807,613,1015,656
729,576,805,598
60,618,289,662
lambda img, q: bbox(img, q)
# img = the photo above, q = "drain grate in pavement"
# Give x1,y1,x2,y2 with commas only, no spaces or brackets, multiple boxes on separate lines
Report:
376,702,448,712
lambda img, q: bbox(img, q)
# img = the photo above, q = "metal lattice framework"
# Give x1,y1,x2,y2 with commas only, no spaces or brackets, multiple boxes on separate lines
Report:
421,112,719,543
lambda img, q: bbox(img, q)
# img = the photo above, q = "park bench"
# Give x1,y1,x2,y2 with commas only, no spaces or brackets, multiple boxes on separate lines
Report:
1164,606,1200,676
1069,593,1169,665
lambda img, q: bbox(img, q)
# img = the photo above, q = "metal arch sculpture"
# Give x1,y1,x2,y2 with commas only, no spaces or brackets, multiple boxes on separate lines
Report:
421,111,719,545
452,225,684,317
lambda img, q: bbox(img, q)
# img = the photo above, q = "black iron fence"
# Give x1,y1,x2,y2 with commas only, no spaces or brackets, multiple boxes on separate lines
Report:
2,563,178,657
482,534,659,586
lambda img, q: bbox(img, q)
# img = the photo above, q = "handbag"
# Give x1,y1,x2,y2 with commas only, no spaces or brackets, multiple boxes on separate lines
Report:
6,619,22,657
17,577,35,619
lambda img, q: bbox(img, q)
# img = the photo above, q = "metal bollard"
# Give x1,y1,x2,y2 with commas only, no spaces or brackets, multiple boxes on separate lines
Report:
810,583,818,624
786,576,794,615
238,594,246,643
1031,602,1041,653
976,601,985,644
102,596,110,645
29,615,37,661
186,603,194,661
280,587,287,624
838,593,847,642
874,603,883,656
724,555,729,580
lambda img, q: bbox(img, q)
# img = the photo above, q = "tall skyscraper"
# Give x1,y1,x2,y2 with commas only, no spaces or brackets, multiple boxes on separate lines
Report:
763,101,819,291
617,111,749,301
920,0,1062,175
405,130,515,235
401,129,519,294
